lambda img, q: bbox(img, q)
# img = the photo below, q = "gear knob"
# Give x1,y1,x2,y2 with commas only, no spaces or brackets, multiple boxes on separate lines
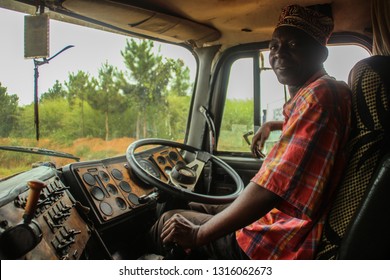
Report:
23,180,46,223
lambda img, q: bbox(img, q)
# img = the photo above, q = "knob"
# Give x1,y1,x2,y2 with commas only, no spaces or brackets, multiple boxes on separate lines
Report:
24,180,46,223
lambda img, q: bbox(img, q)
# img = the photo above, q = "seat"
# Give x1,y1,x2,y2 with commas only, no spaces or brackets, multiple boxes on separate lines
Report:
316,55,390,259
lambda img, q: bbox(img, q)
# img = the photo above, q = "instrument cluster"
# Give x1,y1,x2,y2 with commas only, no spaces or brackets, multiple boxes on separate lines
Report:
62,146,185,227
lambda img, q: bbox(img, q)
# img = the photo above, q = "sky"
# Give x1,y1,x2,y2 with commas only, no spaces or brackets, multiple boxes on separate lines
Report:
0,7,196,105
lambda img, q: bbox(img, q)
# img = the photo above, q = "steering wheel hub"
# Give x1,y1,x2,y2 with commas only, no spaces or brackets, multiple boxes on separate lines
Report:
170,163,197,185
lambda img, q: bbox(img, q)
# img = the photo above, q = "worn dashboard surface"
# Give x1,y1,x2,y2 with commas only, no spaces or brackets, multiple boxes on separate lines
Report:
0,146,186,259
62,146,185,227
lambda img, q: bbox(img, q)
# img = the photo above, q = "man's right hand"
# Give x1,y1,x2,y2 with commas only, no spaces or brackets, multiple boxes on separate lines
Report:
251,121,283,158
161,213,200,249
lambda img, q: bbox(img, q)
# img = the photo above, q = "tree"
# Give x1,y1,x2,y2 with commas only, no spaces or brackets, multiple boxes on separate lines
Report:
165,59,192,138
0,82,19,137
40,80,66,102
121,39,174,139
170,59,191,97
65,71,93,137
88,62,127,141
39,98,67,138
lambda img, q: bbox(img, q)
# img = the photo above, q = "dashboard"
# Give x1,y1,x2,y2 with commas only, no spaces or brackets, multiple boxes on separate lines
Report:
62,146,185,227
0,145,186,260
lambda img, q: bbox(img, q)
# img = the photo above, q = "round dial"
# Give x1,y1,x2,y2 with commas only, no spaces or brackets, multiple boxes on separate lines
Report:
157,156,166,165
179,168,195,177
138,159,161,179
171,164,197,185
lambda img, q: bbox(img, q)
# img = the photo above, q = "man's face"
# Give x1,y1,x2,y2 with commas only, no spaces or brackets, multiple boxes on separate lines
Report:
269,26,325,87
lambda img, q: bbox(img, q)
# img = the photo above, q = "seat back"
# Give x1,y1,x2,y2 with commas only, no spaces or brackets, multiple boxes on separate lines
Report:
316,55,390,259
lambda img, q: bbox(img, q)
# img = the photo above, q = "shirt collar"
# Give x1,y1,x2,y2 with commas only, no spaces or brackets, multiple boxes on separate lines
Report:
288,68,328,101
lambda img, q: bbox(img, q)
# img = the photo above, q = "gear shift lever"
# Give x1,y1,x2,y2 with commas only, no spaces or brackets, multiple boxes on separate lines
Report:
23,180,46,223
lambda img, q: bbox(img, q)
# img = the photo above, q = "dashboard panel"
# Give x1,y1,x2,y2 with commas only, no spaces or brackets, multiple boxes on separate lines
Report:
0,145,186,259
62,146,185,228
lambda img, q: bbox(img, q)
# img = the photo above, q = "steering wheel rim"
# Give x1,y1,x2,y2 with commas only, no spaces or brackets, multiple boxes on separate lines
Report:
126,138,244,204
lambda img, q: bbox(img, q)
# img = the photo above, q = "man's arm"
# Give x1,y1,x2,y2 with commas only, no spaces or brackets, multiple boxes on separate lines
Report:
251,121,283,157
161,182,281,248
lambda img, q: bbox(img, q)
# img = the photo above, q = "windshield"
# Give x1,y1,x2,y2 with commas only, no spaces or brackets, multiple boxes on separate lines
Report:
0,9,197,178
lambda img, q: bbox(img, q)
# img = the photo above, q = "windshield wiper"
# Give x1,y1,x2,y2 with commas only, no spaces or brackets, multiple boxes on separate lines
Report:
0,146,80,161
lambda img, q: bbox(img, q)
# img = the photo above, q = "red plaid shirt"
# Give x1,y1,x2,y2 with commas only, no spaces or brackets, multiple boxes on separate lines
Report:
236,70,351,259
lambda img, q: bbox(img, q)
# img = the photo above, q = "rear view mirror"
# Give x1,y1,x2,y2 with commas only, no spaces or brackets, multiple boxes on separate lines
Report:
24,14,49,59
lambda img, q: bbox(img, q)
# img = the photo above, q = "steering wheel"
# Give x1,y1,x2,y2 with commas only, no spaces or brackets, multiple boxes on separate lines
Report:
126,138,244,204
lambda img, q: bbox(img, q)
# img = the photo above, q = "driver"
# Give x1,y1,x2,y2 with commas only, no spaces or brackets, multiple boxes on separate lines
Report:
148,4,352,259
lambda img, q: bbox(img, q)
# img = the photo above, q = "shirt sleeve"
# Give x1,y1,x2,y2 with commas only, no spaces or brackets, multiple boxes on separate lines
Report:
251,92,340,220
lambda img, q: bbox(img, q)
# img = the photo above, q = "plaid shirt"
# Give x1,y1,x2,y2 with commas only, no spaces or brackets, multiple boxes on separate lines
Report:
236,70,351,259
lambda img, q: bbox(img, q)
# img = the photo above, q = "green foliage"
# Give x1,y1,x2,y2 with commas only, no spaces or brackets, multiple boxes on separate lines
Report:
221,99,253,131
170,59,192,97
167,95,191,138
0,83,19,137
65,70,94,138
88,62,128,141
40,80,66,101
10,104,34,138
218,98,254,152
65,71,93,108
120,39,186,139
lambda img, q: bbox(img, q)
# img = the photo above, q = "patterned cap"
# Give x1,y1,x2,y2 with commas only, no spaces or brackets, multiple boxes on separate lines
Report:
276,5,334,46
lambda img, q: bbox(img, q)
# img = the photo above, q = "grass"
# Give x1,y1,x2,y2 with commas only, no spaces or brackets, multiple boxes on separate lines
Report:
0,137,136,179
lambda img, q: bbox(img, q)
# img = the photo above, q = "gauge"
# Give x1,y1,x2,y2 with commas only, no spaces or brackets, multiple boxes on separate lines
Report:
100,202,113,216
128,193,140,205
111,168,123,180
138,159,161,179
115,197,127,210
157,156,166,165
106,183,118,195
168,151,179,161
119,181,132,193
99,171,110,182
82,173,96,186
91,186,105,201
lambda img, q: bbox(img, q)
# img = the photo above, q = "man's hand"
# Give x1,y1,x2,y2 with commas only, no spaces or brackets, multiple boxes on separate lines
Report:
160,183,281,253
251,123,272,158
251,121,283,158
161,213,200,248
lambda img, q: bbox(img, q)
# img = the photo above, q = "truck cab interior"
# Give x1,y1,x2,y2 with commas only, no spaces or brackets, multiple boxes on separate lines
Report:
0,0,388,260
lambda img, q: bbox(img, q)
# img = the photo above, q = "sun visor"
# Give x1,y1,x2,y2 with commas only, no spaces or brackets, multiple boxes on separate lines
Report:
62,0,221,47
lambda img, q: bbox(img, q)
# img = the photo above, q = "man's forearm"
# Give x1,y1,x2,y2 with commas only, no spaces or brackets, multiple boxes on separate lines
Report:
267,120,283,131
196,182,280,246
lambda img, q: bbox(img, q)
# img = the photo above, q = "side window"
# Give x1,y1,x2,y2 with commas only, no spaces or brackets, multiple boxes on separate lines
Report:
218,58,254,152
217,44,370,154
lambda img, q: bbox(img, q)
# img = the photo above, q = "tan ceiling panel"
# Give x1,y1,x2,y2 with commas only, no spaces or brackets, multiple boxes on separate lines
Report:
62,0,220,46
